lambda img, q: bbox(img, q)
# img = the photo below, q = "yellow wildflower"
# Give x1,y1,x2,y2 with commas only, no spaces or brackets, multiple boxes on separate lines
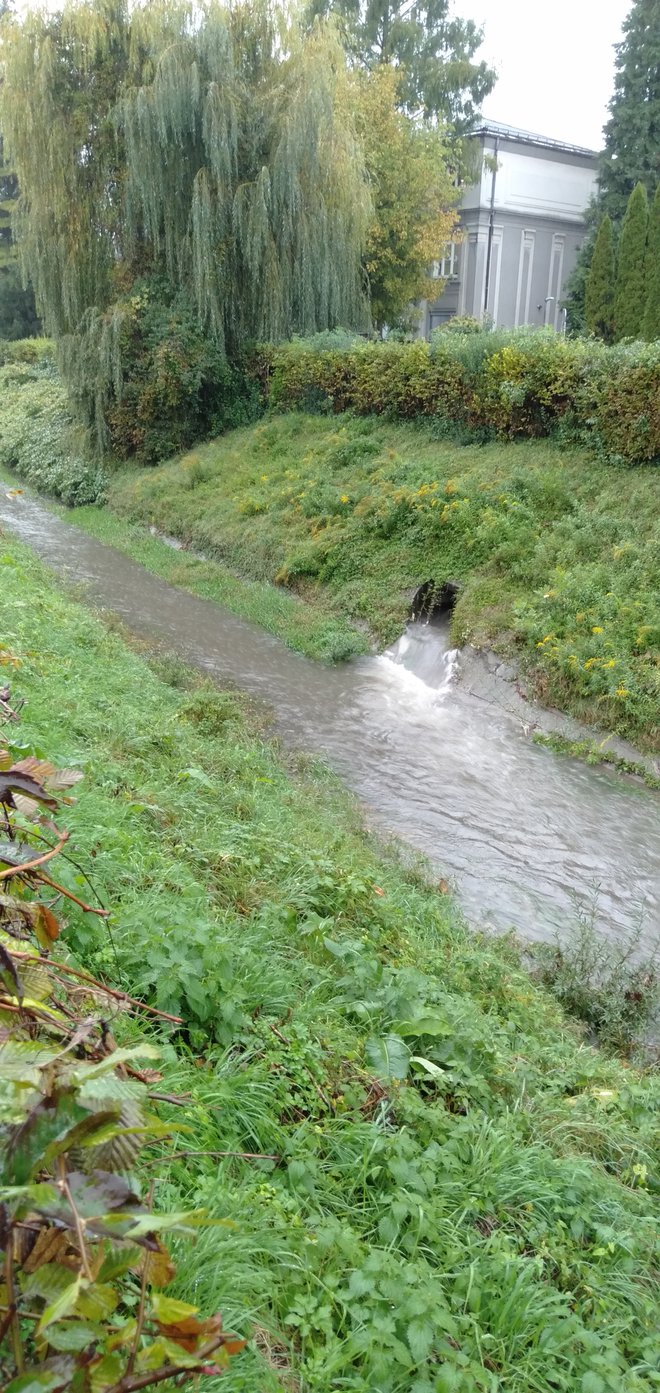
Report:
592,626,604,634
616,685,629,697
340,494,349,503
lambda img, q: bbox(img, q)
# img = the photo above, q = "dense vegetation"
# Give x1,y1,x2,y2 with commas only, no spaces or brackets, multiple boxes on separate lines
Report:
0,0,372,453
598,0,660,224
306,0,495,137
0,707,243,1391
567,0,659,336
1,537,659,1391
97,404,659,750
0,0,469,448
262,330,660,465
0,59,40,341
0,343,107,504
587,183,659,343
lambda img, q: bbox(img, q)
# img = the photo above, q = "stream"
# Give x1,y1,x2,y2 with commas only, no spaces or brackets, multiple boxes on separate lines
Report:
1,489,658,954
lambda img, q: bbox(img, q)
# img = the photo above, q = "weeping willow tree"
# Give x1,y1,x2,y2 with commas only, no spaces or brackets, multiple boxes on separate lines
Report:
0,0,371,452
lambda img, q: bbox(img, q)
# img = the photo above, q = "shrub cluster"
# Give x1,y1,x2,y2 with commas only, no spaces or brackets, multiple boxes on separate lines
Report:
64,280,262,465
0,346,107,504
264,329,660,466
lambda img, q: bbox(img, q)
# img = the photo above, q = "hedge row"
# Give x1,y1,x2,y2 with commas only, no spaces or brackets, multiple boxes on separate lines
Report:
262,330,660,466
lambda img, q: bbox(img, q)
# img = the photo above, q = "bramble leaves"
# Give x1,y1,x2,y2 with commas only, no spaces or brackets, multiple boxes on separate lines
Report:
0,683,242,1391
0,768,58,810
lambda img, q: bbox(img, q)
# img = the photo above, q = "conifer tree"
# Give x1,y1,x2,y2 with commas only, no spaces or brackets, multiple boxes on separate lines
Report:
599,0,660,222
585,215,616,341
613,181,649,339
642,181,660,339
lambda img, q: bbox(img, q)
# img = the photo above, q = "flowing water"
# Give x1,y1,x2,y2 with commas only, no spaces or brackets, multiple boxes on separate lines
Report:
1,490,659,953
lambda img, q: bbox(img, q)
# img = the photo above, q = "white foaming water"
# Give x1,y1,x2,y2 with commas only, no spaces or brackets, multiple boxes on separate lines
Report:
377,622,460,707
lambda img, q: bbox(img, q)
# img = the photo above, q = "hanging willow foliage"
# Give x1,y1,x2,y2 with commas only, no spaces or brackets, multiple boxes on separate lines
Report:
0,0,372,448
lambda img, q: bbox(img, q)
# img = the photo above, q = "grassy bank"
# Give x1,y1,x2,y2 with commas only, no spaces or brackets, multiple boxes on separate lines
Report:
2,535,659,1391
58,503,368,663
104,413,660,750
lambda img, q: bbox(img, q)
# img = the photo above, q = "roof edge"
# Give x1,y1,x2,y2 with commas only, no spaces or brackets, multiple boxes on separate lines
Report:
471,120,599,160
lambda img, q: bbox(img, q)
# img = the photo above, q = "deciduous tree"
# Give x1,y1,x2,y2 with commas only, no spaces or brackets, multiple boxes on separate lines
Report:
0,0,372,448
307,0,495,136
356,65,458,326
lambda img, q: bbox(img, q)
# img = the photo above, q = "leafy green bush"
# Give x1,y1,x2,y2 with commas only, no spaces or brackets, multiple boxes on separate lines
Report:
0,335,53,363
0,353,106,504
433,314,487,335
579,340,660,465
63,280,261,465
264,330,660,465
533,910,659,1055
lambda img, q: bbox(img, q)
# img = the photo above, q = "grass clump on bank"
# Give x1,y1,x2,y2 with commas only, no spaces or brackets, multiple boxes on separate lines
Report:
1,536,659,1392
59,505,368,663
106,411,660,750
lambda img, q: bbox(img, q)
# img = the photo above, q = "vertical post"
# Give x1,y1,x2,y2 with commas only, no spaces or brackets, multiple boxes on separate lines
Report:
483,135,499,319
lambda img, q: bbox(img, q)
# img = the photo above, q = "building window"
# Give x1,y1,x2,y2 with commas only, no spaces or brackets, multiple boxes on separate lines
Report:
431,242,459,280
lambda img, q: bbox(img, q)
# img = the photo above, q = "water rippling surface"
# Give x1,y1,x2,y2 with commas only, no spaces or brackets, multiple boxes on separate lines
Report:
1,490,658,953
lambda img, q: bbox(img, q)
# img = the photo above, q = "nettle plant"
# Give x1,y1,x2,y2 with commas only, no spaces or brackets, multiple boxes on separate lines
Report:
0,677,244,1392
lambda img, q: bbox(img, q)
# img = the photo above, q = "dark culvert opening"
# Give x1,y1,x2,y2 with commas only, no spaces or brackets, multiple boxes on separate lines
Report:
410,580,460,624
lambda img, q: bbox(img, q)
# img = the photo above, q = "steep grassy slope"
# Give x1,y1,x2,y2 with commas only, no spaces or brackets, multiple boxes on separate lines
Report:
1,535,659,1391
103,413,660,749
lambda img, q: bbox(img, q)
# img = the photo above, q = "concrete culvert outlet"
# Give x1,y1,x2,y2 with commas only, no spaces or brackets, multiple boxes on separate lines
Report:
410,580,460,622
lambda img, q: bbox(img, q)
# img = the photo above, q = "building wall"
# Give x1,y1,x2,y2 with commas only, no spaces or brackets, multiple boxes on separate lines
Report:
422,128,598,335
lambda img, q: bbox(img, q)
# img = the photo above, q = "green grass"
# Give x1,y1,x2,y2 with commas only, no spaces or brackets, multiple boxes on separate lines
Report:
103,413,660,750
532,732,660,789
61,504,368,663
2,538,659,1391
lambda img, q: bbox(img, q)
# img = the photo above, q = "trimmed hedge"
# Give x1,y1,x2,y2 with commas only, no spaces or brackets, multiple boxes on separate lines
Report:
263,330,660,466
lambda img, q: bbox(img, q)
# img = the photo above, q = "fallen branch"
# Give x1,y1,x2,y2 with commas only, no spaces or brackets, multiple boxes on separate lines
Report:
105,1334,242,1393
0,830,69,882
10,952,183,1025
39,871,111,917
143,1149,280,1163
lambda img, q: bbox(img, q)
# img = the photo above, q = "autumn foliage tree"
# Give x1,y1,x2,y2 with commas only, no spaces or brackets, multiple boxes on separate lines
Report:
356,66,458,327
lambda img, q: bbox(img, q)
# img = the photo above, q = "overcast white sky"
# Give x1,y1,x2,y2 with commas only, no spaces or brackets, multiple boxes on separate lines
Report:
461,0,631,150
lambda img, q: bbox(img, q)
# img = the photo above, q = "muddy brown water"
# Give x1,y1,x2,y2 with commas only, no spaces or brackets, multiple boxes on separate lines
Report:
1,490,658,954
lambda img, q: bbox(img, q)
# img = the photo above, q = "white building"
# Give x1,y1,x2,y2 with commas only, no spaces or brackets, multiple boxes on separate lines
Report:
422,120,598,334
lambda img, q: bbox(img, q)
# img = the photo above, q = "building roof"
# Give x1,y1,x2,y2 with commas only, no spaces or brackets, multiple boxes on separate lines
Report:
472,119,599,161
